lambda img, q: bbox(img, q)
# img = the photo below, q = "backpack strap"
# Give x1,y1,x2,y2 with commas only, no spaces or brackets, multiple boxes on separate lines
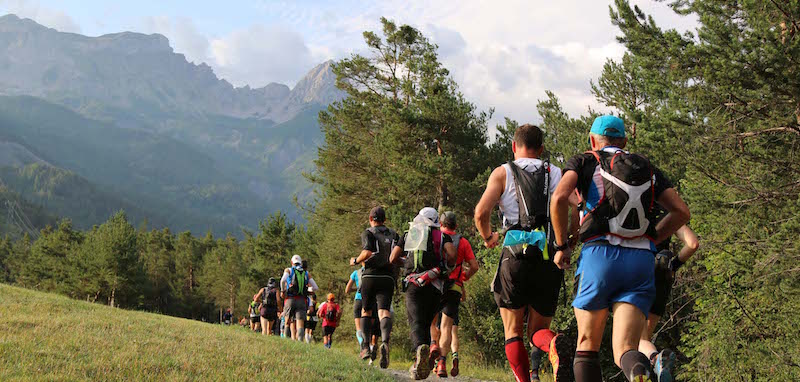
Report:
507,160,531,231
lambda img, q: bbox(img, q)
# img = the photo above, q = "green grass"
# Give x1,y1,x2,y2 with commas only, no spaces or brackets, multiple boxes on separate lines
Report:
0,284,394,381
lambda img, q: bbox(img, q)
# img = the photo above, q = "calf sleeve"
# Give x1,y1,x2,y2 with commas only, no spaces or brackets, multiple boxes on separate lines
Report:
574,351,602,382
356,330,365,346
531,329,555,352
620,350,653,382
360,316,372,350
380,317,393,344
504,337,531,382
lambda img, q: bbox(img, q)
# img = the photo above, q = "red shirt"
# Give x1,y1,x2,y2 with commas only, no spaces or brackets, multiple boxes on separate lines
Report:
442,228,475,287
319,302,341,327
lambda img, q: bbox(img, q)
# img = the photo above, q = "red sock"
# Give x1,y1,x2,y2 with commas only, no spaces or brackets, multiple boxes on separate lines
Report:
531,329,556,352
504,337,530,382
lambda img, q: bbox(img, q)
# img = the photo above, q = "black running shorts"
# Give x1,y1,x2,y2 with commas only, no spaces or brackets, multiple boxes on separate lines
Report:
354,298,380,322
250,316,260,323
440,288,462,326
360,275,395,311
492,246,563,316
305,319,318,330
323,326,336,336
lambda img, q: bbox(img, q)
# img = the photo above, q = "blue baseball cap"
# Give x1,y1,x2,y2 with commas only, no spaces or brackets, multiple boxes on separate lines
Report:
590,115,626,138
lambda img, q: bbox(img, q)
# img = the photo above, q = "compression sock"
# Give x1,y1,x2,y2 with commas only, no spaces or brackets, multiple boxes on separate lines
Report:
360,316,372,350
505,337,531,382
573,351,602,382
529,345,543,379
380,317,393,344
531,329,555,353
620,350,653,382
356,330,365,347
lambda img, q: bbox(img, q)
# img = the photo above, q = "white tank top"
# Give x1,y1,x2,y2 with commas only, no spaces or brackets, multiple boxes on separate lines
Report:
498,158,563,228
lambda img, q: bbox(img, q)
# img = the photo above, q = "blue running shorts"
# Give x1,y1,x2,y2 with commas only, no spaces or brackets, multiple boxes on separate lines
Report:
572,244,656,316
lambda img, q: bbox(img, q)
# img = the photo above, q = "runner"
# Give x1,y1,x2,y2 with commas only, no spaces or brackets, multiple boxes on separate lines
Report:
281,255,319,341
430,211,479,378
550,115,690,382
474,123,578,382
222,308,232,325
254,277,281,336
389,207,457,380
344,265,378,354
305,288,319,343
318,293,342,349
349,206,399,369
639,221,699,382
248,300,261,332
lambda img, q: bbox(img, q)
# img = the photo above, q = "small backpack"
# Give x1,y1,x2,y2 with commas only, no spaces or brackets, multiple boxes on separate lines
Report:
507,160,550,231
403,226,447,275
580,150,657,241
287,267,309,297
263,288,278,309
325,304,337,322
364,227,397,274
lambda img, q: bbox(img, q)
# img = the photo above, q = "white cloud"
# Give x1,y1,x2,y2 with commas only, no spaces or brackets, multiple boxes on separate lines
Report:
209,25,317,88
287,0,695,126
0,0,80,33
142,16,211,65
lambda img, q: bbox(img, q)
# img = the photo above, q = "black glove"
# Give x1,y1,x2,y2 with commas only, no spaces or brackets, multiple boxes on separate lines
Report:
669,255,685,273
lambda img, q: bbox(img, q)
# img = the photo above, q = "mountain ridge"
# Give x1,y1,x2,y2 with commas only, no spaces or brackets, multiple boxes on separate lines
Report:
0,14,342,123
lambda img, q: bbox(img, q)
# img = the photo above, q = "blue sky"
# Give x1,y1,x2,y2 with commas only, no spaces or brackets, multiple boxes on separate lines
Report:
0,0,697,124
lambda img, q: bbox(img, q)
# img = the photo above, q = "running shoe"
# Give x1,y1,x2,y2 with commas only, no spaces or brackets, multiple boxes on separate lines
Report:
409,344,431,380
429,344,441,371
436,357,448,378
379,343,390,369
359,347,371,360
370,344,378,361
450,357,459,377
548,333,575,382
654,348,676,382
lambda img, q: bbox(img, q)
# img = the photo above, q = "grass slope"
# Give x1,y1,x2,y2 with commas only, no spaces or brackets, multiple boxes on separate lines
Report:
0,284,393,381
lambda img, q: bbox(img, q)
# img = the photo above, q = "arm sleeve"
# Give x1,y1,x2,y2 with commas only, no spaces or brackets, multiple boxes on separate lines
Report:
309,277,319,291
548,165,563,194
280,271,289,292
361,230,377,251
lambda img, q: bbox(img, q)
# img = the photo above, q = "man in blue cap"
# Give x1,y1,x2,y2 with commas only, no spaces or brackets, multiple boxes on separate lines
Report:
550,115,691,382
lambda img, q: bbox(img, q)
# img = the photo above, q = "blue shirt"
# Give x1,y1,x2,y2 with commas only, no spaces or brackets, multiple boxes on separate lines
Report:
350,270,362,300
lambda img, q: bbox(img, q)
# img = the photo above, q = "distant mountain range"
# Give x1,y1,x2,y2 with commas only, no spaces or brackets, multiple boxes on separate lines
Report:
0,14,342,235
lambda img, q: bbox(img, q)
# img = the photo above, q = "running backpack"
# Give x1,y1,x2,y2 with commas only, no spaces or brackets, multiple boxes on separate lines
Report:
287,267,309,297
403,226,446,275
579,150,658,242
507,160,550,232
263,287,278,309
325,305,337,322
363,226,397,275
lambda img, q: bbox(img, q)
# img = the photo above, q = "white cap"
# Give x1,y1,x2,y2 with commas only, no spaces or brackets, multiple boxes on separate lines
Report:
418,207,440,227
291,255,302,265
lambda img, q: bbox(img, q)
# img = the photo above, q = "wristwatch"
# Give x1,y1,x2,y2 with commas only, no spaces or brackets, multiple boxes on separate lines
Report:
553,243,569,252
